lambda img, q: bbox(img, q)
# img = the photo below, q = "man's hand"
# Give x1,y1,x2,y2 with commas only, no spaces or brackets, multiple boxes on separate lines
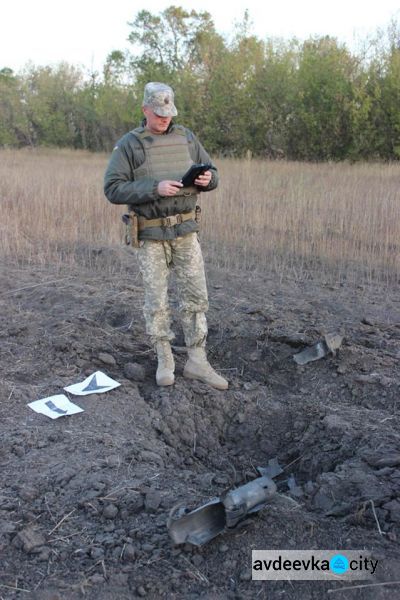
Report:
194,170,212,187
157,180,183,197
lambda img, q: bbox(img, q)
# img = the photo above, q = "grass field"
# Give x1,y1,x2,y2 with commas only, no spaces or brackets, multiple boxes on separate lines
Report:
1,148,399,284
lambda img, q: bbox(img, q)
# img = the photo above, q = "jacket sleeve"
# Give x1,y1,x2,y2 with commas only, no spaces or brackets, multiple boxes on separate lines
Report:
186,130,219,192
103,133,160,206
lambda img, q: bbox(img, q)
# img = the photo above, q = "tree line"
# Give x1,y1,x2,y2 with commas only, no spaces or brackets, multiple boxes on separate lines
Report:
1,6,400,160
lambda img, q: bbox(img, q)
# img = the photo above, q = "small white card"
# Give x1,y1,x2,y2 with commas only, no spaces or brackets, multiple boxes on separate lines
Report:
28,395,84,419
64,371,121,396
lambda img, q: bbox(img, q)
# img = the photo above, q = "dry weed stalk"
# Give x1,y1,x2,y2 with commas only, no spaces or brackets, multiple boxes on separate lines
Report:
1,148,399,284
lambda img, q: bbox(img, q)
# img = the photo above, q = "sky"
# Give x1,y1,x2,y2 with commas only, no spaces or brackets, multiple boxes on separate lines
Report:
1,0,400,74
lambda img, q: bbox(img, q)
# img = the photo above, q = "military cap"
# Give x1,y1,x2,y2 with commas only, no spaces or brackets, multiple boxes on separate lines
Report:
143,82,178,117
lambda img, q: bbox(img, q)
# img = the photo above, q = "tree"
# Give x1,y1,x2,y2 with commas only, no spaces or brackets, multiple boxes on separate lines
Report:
1,7,400,160
287,37,356,160
128,6,216,72
103,50,130,85
350,20,400,159
23,63,82,146
0,68,32,146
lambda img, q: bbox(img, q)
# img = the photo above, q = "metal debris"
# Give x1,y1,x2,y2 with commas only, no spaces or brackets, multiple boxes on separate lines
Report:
293,333,343,366
167,498,225,546
257,458,284,479
168,475,277,546
223,476,276,528
287,474,304,498
324,332,343,353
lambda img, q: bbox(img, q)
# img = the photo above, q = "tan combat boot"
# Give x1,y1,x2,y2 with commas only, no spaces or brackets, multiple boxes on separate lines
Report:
183,347,228,390
156,340,175,386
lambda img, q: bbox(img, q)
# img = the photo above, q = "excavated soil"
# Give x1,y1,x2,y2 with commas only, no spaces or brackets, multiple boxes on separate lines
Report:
1,250,400,599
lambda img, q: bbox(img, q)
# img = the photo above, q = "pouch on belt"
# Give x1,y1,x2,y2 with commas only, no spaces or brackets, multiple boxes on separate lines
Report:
122,213,140,247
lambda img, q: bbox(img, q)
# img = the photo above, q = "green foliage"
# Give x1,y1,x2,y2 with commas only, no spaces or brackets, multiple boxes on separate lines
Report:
1,8,400,160
128,7,216,71
22,64,82,147
286,37,356,160
0,68,32,146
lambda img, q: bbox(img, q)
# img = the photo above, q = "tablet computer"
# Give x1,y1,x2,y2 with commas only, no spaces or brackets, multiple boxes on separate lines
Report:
180,163,212,187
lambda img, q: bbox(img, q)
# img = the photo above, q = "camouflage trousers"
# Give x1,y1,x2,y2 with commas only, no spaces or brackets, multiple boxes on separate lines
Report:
137,232,209,348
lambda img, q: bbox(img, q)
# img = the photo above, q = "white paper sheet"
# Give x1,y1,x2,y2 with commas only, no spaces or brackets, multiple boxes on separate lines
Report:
28,395,84,419
63,370,121,396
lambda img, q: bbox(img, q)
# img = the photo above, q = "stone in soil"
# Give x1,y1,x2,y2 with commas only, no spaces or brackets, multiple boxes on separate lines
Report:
103,504,119,519
124,362,146,381
14,526,46,553
98,352,117,366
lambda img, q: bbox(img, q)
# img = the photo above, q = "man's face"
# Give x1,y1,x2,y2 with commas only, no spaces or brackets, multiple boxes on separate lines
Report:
143,106,172,134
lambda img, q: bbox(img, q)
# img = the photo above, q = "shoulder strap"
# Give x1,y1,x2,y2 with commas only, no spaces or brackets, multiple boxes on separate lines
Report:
130,125,145,135
128,128,150,153
172,124,188,137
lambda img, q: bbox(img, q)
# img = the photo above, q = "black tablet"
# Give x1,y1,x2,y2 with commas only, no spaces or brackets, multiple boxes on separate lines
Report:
180,163,212,187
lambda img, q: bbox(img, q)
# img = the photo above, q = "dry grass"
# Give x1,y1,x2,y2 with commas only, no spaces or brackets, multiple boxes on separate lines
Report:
203,157,400,284
1,148,399,284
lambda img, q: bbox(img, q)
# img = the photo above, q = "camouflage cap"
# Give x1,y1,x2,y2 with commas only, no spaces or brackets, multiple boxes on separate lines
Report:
143,82,178,117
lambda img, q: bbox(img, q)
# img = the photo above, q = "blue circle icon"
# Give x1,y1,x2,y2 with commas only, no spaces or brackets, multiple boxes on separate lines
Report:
330,554,349,574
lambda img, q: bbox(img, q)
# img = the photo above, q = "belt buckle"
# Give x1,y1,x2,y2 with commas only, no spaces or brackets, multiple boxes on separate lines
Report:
162,214,182,227
162,216,172,227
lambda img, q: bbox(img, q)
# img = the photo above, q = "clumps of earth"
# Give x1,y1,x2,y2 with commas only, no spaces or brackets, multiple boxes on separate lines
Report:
1,252,400,599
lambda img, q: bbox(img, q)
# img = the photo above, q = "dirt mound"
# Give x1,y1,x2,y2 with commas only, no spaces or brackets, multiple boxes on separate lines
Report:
1,260,400,599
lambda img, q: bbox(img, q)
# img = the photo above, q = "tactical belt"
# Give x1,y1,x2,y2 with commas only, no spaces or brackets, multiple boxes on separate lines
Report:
138,211,196,230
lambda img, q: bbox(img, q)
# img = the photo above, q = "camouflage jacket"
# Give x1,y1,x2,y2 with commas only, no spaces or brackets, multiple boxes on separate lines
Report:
103,123,218,240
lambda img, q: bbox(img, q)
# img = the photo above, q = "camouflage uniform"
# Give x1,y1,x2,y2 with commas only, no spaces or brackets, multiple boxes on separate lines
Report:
137,232,208,347
104,82,217,349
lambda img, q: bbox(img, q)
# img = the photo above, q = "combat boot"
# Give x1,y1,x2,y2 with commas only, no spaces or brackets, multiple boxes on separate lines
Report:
156,340,175,386
183,347,228,390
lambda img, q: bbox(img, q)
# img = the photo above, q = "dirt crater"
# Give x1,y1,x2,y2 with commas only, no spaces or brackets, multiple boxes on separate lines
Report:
1,262,400,599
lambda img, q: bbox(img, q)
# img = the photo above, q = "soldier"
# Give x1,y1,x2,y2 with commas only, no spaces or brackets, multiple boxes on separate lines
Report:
104,82,228,390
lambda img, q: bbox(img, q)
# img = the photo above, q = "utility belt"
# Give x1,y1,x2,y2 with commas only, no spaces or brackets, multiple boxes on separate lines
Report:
122,207,201,247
